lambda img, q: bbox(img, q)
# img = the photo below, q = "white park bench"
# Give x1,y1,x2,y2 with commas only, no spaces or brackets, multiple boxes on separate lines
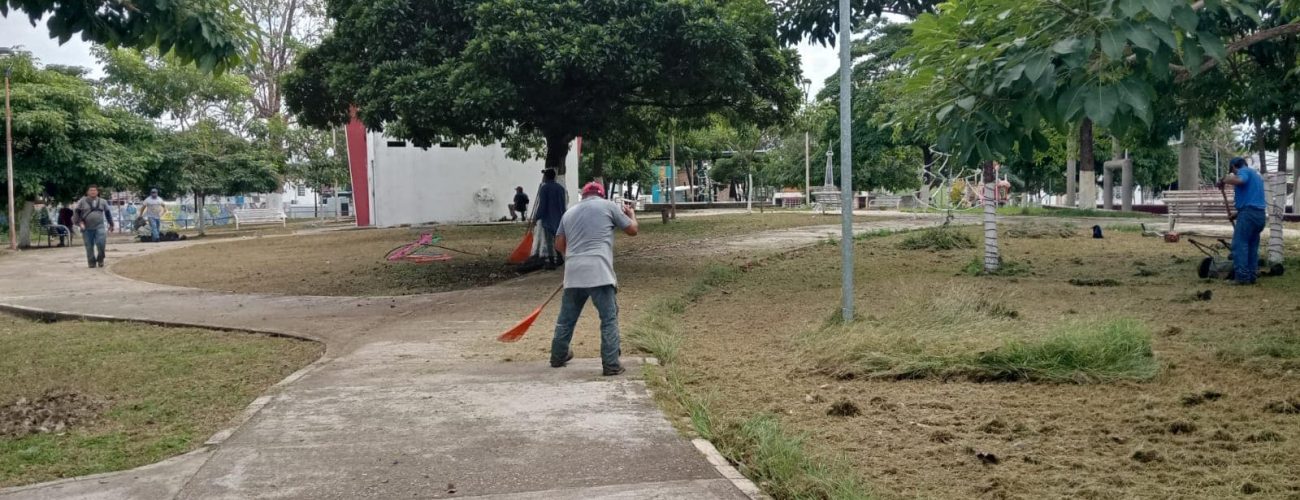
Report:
868,193,903,210
232,208,287,230
1163,189,1234,231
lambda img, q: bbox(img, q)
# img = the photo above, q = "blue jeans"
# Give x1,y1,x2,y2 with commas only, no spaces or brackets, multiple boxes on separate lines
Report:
1231,207,1266,283
551,285,621,371
148,217,161,241
82,227,106,266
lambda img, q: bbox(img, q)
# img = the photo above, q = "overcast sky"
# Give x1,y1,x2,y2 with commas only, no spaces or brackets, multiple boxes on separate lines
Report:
3,13,839,95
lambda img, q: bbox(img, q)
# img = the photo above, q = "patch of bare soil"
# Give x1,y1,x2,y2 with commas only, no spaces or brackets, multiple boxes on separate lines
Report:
676,229,1300,498
0,390,108,438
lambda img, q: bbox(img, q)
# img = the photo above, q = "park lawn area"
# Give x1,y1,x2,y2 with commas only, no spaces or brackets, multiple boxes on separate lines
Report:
114,213,863,296
0,314,322,487
655,222,1300,499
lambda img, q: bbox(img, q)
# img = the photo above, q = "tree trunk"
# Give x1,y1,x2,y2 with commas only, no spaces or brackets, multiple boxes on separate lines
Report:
314,189,319,218
982,161,999,273
1256,120,1267,173
1078,119,1096,209
196,194,206,235
16,201,33,249
1178,126,1200,190
1066,123,1078,208
544,133,572,174
1279,116,1290,173
919,146,935,206
668,132,676,219
590,143,605,181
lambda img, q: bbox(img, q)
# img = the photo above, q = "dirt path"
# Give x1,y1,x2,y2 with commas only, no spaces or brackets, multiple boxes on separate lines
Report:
0,214,961,500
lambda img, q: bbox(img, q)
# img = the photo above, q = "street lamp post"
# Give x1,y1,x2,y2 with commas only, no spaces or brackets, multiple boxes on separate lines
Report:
2,48,15,251
836,0,854,321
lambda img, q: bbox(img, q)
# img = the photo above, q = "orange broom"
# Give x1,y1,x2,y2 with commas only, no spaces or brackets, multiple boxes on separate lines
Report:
498,285,564,342
506,226,534,264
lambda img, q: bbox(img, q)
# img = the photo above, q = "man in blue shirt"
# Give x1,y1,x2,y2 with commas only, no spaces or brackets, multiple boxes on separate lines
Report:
531,168,568,270
1218,157,1268,284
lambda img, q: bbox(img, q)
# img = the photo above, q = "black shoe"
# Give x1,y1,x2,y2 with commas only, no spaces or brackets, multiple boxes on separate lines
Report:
551,351,573,368
88,263,97,268
602,366,626,377
96,260,105,268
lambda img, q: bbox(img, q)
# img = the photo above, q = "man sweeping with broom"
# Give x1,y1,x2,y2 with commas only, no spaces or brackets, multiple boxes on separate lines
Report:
549,182,638,376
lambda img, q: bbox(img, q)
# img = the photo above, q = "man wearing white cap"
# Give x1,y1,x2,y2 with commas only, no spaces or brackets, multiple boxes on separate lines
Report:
550,182,639,376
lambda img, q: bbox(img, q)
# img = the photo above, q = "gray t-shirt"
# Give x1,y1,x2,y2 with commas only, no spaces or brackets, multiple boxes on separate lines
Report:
143,196,166,218
73,197,111,231
557,197,632,289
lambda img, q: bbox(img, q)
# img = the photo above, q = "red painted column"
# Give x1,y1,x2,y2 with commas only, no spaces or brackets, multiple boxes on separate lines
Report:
344,106,371,226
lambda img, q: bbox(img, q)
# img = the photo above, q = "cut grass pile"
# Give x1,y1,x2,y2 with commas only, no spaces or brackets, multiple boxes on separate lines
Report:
0,314,321,487
897,225,975,250
998,206,1157,219
1004,221,1077,239
800,286,1157,382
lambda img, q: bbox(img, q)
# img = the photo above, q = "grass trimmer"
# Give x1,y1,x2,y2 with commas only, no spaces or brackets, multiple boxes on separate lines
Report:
497,285,563,342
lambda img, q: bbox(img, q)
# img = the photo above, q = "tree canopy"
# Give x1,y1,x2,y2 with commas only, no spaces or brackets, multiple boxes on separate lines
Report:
3,0,253,73
283,0,802,174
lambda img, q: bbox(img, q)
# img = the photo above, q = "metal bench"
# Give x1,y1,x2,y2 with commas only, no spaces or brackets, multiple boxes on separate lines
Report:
1163,189,1234,231
868,193,902,210
232,208,287,230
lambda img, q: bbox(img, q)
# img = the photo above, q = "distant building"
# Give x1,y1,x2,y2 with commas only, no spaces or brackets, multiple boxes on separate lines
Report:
343,115,580,227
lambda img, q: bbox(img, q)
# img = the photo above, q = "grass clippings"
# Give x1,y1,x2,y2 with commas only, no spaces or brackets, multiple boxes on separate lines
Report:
897,225,975,251
0,313,321,487
1069,278,1122,287
1004,222,1077,239
1263,398,1300,414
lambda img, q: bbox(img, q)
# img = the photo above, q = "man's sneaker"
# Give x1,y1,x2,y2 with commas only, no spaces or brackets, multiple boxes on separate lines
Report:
551,350,573,368
602,366,625,377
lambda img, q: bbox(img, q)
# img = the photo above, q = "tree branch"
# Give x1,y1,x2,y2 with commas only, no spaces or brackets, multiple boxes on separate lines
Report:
1175,21,1300,82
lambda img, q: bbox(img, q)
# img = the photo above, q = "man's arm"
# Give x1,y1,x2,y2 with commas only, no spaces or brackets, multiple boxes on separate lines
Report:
620,203,639,236
71,200,83,227
555,234,567,255
105,204,114,229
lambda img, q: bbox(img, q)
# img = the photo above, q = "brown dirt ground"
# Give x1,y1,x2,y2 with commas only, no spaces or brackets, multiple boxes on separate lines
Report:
114,213,862,297
675,227,1300,499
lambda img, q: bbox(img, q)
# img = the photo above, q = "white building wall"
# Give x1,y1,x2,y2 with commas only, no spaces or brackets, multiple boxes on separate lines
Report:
365,133,579,226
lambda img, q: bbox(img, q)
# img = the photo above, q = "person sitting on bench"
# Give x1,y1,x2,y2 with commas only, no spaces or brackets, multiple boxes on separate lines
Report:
39,208,69,246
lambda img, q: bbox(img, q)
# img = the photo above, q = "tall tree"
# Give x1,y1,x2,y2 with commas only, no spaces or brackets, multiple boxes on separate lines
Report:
97,47,254,132
0,53,159,247
233,0,329,119
148,121,280,234
283,0,801,174
3,0,253,72
897,0,1279,272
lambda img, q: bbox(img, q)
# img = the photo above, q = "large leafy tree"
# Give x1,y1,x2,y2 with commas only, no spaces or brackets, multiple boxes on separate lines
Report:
0,53,159,246
96,47,254,132
3,0,252,73
283,0,801,174
897,0,1288,271
233,0,329,119
147,121,280,234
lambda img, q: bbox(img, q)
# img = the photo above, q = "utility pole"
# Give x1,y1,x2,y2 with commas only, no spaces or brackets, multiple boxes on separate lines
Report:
837,0,854,321
4,59,15,251
668,122,676,219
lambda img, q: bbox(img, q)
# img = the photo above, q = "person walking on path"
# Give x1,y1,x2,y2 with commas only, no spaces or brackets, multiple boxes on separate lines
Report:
1218,157,1268,284
531,168,568,270
550,182,639,376
72,185,114,268
509,186,530,221
142,189,168,242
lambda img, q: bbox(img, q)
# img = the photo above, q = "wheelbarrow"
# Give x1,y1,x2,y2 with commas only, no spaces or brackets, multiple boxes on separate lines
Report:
1189,238,1285,279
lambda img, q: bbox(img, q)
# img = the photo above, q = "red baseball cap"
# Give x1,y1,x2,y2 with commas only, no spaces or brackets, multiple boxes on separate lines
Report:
581,182,606,198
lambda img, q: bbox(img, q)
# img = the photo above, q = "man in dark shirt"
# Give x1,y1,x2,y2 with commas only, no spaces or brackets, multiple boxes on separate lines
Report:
509,186,530,221
532,168,568,270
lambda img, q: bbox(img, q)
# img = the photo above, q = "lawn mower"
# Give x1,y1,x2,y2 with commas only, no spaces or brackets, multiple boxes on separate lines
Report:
1188,238,1284,279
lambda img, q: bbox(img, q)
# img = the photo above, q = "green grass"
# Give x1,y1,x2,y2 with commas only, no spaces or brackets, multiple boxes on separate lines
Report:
701,410,872,500
631,265,872,499
800,287,1157,383
0,314,321,487
897,226,975,250
1216,331,1300,370
1105,223,1147,233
